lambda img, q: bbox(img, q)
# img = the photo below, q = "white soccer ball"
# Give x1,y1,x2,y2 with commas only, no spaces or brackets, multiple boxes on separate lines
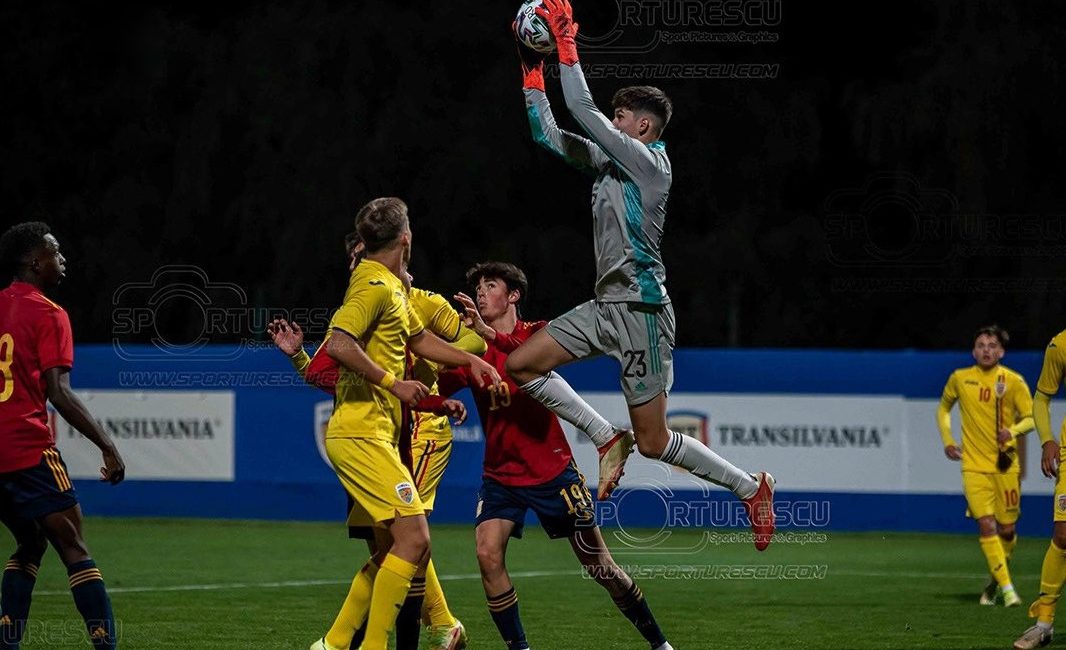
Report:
514,0,555,54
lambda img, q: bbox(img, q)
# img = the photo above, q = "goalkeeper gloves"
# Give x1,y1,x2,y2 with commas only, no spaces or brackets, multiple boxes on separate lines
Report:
536,0,579,67
513,25,546,91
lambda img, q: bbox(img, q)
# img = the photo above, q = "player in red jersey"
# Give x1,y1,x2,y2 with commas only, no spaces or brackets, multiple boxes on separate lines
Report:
439,262,672,650
0,222,124,650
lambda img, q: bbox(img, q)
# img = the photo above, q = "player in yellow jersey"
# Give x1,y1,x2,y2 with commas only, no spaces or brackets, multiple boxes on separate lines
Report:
938,325,1033,608
307,197,500,650
270,232,484,649
1013,327,1066,649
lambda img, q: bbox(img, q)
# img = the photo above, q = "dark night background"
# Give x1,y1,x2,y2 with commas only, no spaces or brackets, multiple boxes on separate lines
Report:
2,1,1064,350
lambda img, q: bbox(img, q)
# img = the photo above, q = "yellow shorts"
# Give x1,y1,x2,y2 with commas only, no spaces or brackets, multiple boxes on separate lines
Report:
327,437,425,528
962,470,1020,524
409,438,452,513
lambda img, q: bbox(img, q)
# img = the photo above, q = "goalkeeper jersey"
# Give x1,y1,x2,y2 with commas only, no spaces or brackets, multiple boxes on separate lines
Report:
524,64,672,305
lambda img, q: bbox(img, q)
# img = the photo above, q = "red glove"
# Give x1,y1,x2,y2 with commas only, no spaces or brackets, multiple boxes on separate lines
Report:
513,23,546,91
536,0,579,66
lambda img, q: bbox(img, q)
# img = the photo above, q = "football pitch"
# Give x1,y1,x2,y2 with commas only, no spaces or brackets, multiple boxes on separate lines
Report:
11,517,1047,649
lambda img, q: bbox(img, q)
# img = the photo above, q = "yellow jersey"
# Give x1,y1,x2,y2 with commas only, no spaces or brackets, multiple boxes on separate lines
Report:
408,288,487,441
326,260,423,442
1037,330,1066,398
938,364,1033,474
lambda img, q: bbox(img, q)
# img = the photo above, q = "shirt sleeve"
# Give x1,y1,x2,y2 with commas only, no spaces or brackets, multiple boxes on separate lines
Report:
493,321,548,354
423,293,463,342
524,88,611,175
1037,340,1065,396
436,367,470,398
559,63,666,184
330,281,392,340
37,308,74,372
936,373,958,448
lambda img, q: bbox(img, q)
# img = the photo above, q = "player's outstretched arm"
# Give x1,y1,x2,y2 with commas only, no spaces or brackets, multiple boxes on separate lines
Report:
326,329,429,406
44,367,125,484
517,34,609,173
539,0,662,182
408,330,502,389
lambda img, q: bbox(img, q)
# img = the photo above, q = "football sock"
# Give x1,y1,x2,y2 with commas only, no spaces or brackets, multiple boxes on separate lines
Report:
611,582,667,648
1002,533,1018,562
1,559,39,647
363,554,418,650
326,558,378,649
394,575,426,650
658,431,759,499
487,587,529,649
66,560,115,650
1032,541,1066,626
979,535,1012,589
423,560,456,628
519,373,616,447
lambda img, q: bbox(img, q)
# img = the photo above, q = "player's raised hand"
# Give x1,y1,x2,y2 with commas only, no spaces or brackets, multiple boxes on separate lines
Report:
267,318,304,356
536,0,579,65
469,355,503,390
454,292,495,340
438,399,468,425
390,379,430,407
1042,440,1061,479
100,446,125,485
944,445,962,461
513,25,546,91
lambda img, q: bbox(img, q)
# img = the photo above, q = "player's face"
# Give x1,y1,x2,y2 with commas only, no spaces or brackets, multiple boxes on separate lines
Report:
972,334,1004,369
475,277,516,321
612,107,648,139
400,228,412,266
36,234,66,287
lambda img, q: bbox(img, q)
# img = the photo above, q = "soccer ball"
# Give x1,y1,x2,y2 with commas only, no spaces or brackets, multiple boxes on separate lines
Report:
514,0,555,54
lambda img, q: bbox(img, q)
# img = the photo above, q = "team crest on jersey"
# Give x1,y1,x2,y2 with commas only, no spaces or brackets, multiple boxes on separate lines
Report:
396,481,415,505
1058,494,1066,513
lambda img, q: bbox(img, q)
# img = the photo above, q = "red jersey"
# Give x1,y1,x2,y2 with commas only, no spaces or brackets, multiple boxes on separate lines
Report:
0,281,74,473
438,320,572,486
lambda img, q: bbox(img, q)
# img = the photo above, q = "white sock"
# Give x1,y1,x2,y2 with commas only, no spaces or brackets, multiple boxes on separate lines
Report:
1037,621,1053,631
519,372,617,447
657,431,759,499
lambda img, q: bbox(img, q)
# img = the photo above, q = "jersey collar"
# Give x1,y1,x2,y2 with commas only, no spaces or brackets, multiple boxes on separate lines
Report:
647,141,666,151
7,280,40,296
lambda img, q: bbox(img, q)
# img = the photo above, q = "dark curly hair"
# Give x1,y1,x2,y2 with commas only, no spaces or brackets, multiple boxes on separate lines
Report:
0,221,50,282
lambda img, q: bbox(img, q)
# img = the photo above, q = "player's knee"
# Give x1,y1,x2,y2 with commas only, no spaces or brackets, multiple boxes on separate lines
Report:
13,533,47,566
976,517,997,538
1054,528,1066,549
476,542,505,575
998,525,1016,541
504,354,530,383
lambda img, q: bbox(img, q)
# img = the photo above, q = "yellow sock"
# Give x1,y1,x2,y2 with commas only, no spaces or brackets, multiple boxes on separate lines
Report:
362,553,419,650
324,559,379,649
1031,542,1066,625
1002,534,1018,563
422,559,456,628
979,535,1012,588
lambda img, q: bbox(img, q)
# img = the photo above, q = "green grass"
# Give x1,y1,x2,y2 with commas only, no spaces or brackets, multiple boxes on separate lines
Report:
6,518,1050,648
